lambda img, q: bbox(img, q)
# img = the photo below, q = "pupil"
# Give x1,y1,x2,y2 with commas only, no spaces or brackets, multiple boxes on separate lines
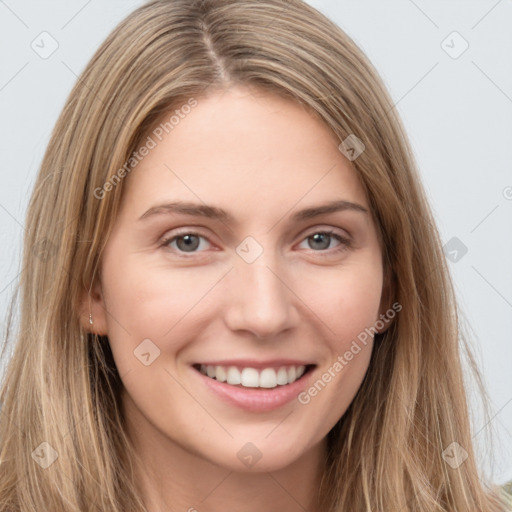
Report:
311,233,329,250
178,235,199,252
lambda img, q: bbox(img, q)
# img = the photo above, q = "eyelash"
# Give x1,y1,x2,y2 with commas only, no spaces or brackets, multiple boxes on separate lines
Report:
159,228,352,258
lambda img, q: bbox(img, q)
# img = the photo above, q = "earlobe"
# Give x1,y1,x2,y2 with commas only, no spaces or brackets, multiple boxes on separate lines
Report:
78,279,109,336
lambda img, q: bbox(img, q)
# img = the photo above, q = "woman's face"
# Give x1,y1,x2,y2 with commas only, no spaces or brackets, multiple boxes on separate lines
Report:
88,85,387,473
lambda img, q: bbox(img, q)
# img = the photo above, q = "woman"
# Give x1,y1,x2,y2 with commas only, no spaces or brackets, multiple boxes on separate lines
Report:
0,0,510,510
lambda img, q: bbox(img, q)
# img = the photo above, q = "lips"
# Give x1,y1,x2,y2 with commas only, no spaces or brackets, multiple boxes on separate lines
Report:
192,361,316,412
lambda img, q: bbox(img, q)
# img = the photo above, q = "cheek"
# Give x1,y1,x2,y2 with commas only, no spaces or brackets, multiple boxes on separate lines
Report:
293,257,382,412
100,256,226,363
298,257,383,344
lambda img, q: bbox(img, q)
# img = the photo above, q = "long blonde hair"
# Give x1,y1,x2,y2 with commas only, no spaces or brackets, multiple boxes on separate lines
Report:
0,0,509,510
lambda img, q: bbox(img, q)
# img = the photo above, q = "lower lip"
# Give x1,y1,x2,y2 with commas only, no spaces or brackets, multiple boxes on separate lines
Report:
193,367,314,412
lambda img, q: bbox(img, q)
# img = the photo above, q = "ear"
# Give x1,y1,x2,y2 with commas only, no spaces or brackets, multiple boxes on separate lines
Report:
375,266,397,335
78,276,109,336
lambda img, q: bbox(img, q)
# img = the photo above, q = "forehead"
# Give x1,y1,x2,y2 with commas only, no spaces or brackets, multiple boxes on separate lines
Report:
120,85,369,222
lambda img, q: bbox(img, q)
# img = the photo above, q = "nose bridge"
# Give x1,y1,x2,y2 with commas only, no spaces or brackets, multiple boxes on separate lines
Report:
223,241,297,338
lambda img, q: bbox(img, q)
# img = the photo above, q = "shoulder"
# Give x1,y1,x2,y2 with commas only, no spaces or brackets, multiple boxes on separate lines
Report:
501,481,512,509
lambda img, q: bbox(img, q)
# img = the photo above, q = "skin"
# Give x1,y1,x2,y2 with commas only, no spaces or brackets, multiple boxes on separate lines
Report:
81,84,390,512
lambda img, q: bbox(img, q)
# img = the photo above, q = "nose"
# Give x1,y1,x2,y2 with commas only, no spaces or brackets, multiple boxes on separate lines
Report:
223,254,299,340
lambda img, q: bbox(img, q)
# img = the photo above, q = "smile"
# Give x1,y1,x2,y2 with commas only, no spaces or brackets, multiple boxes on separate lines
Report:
192,360,316,412
197,364,308,389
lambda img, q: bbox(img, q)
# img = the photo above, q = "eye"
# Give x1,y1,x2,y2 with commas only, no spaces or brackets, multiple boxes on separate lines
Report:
297,230,351,254
160,228,351,257
161,231,212,254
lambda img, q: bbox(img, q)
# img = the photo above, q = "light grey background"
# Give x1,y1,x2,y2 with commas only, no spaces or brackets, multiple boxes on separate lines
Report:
1,0,511,485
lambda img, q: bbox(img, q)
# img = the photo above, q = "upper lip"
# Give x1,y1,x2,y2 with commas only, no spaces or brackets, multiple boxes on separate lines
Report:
193,359,315,369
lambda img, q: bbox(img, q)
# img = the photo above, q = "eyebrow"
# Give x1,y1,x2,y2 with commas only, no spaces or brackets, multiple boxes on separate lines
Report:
139,199,368,223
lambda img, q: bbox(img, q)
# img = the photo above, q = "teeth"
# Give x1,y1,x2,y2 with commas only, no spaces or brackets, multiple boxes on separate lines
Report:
240,368,259,387
199,364,308,388
215,365,227,382
276,367,288,385
226,366,241,385
259,368,277,388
